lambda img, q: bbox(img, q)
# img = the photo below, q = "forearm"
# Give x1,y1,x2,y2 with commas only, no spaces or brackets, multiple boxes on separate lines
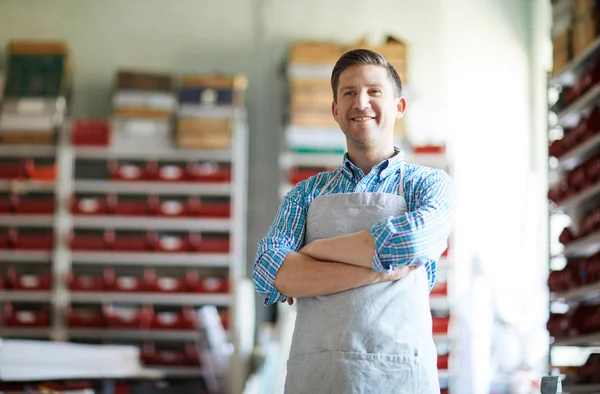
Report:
300,230,375,269
274,251,385,298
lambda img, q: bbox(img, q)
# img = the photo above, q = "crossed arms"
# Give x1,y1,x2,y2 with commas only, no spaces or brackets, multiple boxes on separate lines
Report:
253,169,456,306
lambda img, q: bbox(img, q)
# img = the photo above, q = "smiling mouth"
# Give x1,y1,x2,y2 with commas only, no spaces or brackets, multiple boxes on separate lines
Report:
351,116,375,122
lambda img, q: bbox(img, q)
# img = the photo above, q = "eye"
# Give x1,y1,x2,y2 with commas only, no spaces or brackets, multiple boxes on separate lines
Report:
344,91,355,96
370,89,382,95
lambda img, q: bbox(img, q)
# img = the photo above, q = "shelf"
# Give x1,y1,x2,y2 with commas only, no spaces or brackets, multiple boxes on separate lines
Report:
0,180,55,192
553,282,600,304
554,182,600,214
74,180,231,196
562,383,600,393
563,231,600,258
0,291,52,302
557,133,600,171
68,329,200,341
72,216,231,232
69,292,231,306
0,144,56,158
557,84,600,128
279,152,448,170
550,36,600,87
0,250,52,262
74,146,232,162
429,296,450,310
0,214,54,227
552,332,600,346
70,251,231,267
437,370,453,379
146,366,203,378
0,327,52,338
433,334,451,342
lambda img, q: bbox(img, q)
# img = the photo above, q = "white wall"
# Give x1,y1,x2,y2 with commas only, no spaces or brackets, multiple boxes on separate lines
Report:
0,0,549,392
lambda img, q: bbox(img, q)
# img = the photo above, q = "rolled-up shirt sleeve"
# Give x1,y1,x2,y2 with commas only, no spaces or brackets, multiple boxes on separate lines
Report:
253,188,308,306
369,169,456,272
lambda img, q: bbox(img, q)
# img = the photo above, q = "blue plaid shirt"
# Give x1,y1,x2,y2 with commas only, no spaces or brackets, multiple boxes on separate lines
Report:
253,148,456,306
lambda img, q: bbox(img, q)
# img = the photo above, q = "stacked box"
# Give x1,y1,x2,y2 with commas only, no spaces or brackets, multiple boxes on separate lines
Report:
111,70,176,149
0,41,71,144
345,37,408,85
175,74,247,150
572,0,600,56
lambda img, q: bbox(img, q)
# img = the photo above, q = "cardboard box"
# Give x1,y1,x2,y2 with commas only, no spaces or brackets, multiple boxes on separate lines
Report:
1,130,55,144
345,40,408,82
177,118,232,136
180,74,247,91
289,42,344,65
9,40,68,55
114,107,173,119
573,13,599,56
116,70,173,92
290,109,338,127
553,30,573,74
289,79,333,110
176,135,232,150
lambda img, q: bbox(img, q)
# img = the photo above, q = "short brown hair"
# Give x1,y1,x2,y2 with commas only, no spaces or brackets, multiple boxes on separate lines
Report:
330,49,402,102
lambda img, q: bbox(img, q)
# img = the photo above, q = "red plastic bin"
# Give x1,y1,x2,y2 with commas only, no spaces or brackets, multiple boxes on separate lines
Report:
105,304,152,329
113,196,156,216
25,160,56,181
70,231,112,251
152,273,190,293
437,354,449,370
4,303,50,327
71,195,113,215
6,267,51,291
11,229,53,250
150,307,196,330
289,167,325,184
112,231,150,252
153,233,193,253
193,277,229,294
108,161,156,182
0,232,11,249
104,268,154,293
193,234,230,253
67,305,106,328
0,162,24,180
141,343,199,366
154,164,187,182
186,163,231,183
71,119,111,146
196,199,230,218
68,273,105,292
0,195,14,213
156,196,198,218
432,316,450,334
14,195,55,214
430,282,448,297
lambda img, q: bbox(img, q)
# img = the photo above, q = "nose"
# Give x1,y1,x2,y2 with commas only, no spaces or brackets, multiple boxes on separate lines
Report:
352,91,370,110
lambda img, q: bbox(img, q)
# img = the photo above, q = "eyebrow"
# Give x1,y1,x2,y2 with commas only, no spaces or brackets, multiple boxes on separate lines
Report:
339,83,383,92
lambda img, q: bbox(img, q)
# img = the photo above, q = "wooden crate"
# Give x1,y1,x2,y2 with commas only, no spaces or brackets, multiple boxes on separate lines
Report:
288,42,344,64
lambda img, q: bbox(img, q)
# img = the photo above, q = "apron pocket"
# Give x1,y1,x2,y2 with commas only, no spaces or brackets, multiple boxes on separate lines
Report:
285,350,418,394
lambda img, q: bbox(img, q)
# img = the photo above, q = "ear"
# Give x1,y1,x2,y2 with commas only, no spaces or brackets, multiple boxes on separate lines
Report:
396,97,407,119
331,100,338,118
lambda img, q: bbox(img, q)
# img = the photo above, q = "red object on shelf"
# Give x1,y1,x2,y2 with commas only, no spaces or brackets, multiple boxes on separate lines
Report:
193,277,229,294
6,267,51,291
68,272,105,292
67,305,106,328
4,302,50,327
580,353,600,384
430,282,447,297
71,195,113,215
14,194,55,214
197,199,231,218
71,119,111,146
289,167,326,184
154,164,187,182
24,160,56,181
586,154,600,182
152,272,190,293
559,227,576,245
156,196,197,217
437,354,449,370
0,195,14,214
150,307,196,330
0,232,11,249
548,139,566,158
412,145,445,154
587,254,600,283
432,316,450,334
112,231,150,252
11,228,53,250
105,304,152,329
186,163,231,183
152,233,193,253
194,235,230,254
547,313,571,339
220,309,229,330
569,166,588,192
108,161,156,182
141,343,200,366
104,268,154,292
0,161,24,180
113,195,157,216
69,231,113,251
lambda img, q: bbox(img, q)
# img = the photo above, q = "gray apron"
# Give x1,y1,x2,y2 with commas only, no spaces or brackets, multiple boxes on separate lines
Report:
284,171,440,394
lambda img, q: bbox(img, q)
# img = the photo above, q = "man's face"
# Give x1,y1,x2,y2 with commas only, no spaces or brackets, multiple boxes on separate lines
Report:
332,65,405,149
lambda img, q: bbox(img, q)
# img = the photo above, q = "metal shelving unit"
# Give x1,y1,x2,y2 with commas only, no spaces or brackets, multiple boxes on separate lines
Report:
0,115,251,392
548,25,600,390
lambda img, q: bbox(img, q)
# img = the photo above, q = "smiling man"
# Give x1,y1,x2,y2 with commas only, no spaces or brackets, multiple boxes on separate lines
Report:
253,49,456,393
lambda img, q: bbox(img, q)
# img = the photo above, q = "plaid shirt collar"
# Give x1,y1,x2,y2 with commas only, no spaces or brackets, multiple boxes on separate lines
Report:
341,146,405,180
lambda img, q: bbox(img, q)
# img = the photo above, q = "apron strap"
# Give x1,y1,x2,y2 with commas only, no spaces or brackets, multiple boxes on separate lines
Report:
317,170,341,197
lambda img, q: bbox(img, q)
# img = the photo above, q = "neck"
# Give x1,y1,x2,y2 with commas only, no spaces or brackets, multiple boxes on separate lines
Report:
347,144,396,175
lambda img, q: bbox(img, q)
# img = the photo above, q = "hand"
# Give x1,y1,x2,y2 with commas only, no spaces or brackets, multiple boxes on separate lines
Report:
280,297,294,306
379,265,418,283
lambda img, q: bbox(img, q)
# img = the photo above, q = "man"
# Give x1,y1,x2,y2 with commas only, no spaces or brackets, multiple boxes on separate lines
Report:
253,49,456,393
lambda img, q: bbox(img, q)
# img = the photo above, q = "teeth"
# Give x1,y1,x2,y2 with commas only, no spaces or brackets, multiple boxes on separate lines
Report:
353,117,372,121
